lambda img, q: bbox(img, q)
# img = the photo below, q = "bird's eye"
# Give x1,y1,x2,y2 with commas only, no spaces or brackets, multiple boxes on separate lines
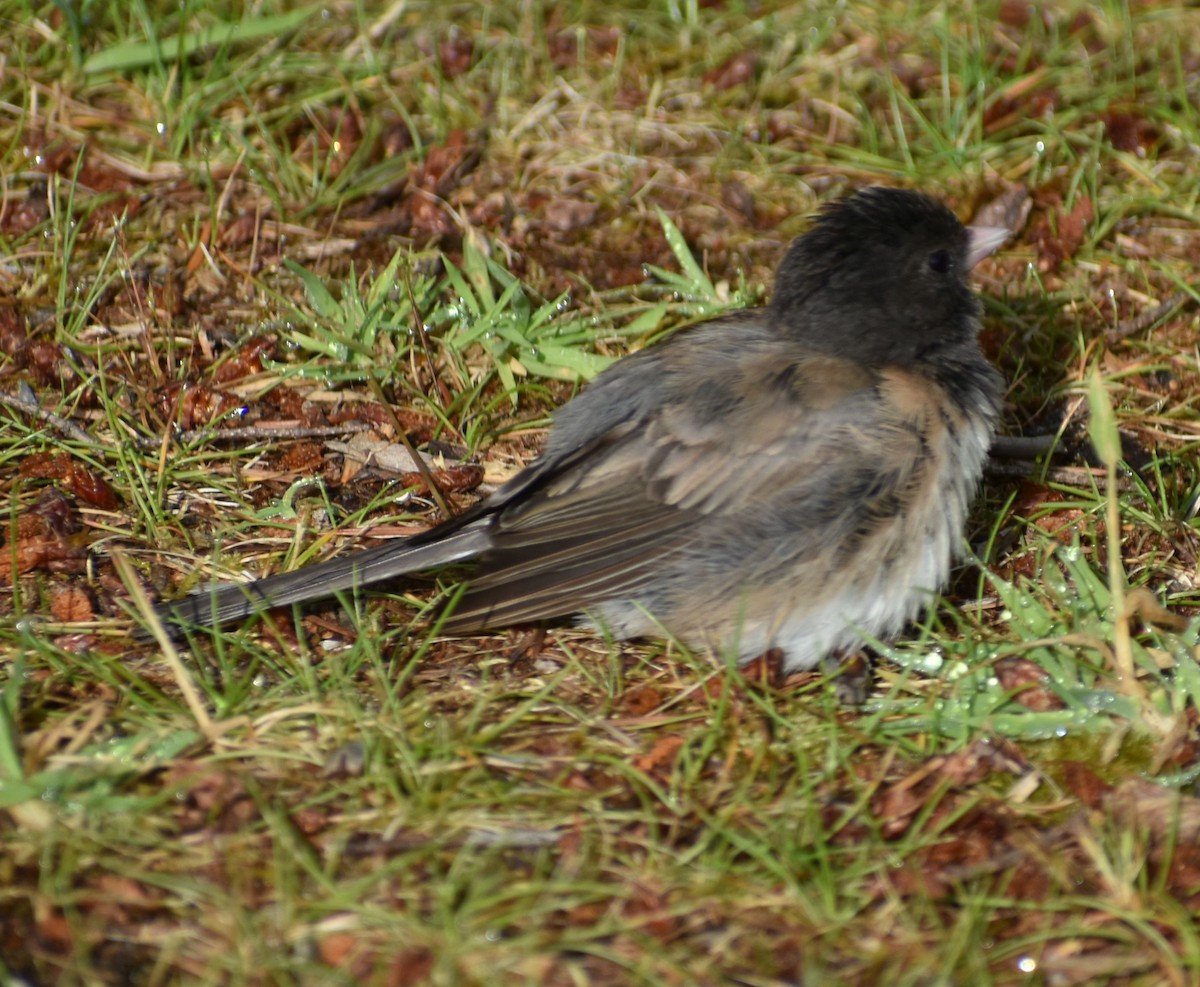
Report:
927,249,951,274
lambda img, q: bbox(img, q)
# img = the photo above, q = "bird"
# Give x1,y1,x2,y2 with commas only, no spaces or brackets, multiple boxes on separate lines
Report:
154,187,1010,672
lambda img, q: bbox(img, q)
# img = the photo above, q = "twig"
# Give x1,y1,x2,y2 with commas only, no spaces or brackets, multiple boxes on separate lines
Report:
984,459,1137,491
1105,291,1194,344
0,390,107,448
159,421,375,447
0,393,381,453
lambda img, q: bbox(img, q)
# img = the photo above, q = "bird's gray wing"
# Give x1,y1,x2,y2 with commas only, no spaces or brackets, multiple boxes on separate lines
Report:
442,348,933,631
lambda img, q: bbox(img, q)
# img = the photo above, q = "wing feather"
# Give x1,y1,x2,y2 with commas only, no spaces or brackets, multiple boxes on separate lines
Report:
444,339,913,630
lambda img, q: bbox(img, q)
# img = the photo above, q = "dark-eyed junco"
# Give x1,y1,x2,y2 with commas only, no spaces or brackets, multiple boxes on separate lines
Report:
156,187,1009,671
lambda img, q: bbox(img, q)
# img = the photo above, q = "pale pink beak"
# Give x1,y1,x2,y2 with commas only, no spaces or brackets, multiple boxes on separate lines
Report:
966,226,1011,269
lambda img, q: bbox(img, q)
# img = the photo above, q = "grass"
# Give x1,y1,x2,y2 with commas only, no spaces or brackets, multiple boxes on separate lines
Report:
2,0,1200,983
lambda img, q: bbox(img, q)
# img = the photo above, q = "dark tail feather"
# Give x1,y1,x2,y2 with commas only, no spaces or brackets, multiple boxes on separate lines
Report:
153,523,492,630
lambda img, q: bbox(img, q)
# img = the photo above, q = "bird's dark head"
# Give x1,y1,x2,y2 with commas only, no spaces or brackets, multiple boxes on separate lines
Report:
768,187,1007,367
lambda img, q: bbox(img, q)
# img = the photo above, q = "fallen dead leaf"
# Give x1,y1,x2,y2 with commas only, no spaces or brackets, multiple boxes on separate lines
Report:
994,656,1065,711
703,50,757,90
50,586,95,622
633,735,685,780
